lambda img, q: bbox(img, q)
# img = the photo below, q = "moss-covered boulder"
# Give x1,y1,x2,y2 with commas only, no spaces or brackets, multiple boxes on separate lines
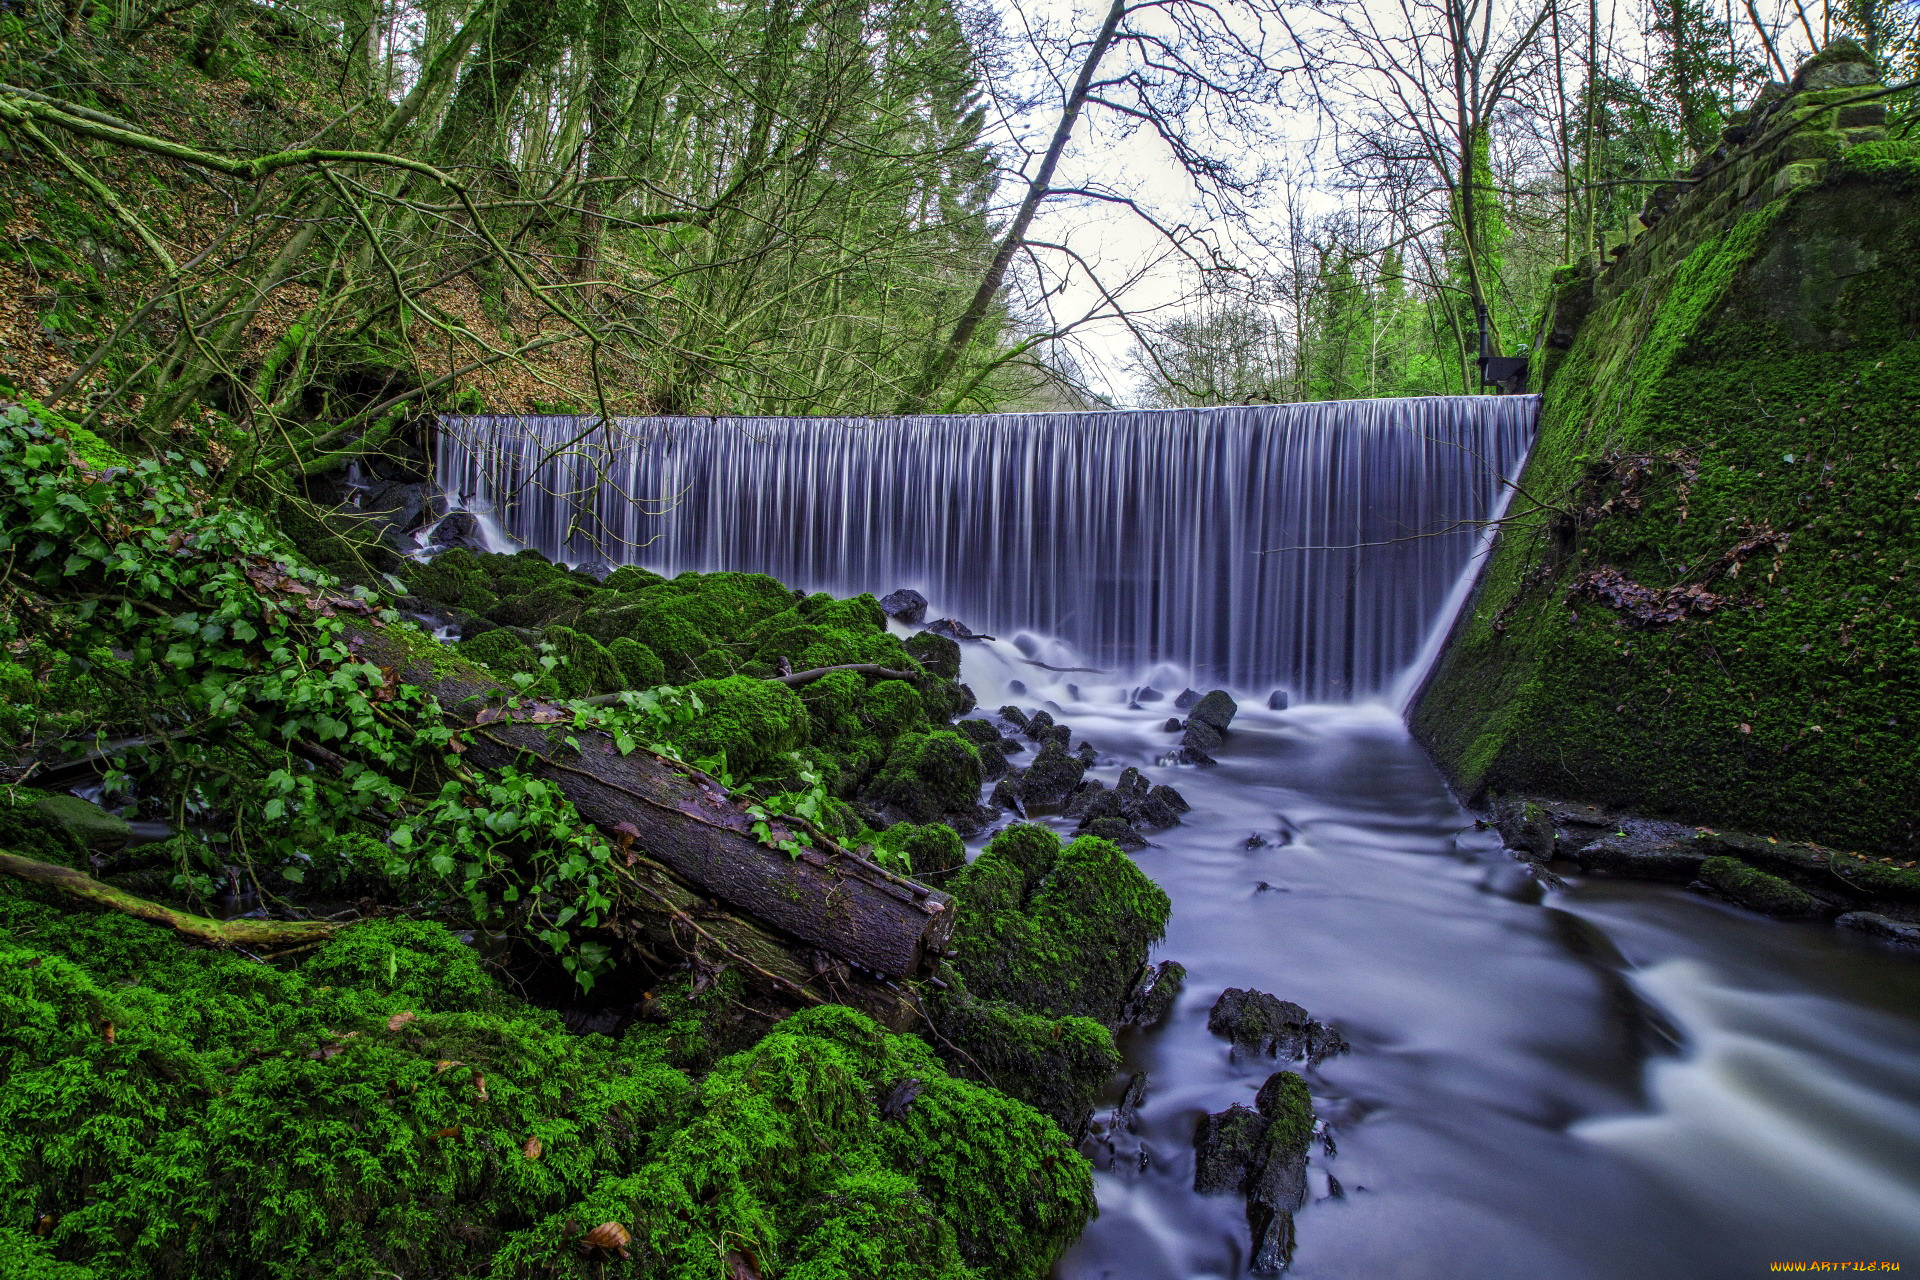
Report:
460,627,538,677
544,625,622,698
1697,855,1820,916
867,730,982,822
607,637,665,690
665,675,810,778
946,824,1170,1025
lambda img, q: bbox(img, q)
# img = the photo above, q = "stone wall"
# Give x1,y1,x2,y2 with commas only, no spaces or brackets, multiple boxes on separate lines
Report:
1412,41,1920,855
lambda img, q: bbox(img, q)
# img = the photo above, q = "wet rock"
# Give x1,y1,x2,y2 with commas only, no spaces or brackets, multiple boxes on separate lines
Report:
1572,832,1708,881
1007,679,1027,696
429,511,488,553
1114,767,1150,807
1134,686,1165,703
1180,717,1224,765
1267,690,1290,711
1019,710,1069,749
1188,689,1238,733
1194,1104,1268,1194
1075,742,1098,766
1174,688,1201,710
905,630,961,680
1065,780,1118,821
1836,912,1920,946
359,479,431,551
1115,1070,1149,1126
999,705,1030,731
879,588,928,625
1244,833,1270,849
987,775,1026,816
1162,717,1184,733
1018,741,1088,808
1480,863,1545,903
1086,816,1148,850
1149,784,1190,816
928,617,995,642
1193,1070,1316,1275
1208,988,1347,1063
1694,856,1820,917
31,793,132,854
1121,960,1186,1029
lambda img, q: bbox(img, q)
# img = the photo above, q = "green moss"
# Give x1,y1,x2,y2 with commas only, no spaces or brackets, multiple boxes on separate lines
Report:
945,825,1170,1025
1828,851,1920,901
460,627,537,677
601,565,667,592
1698,856,1819,915
302,916,511,1013
490,1004,1093,1280
860,678,930,738
871,822,966,879
926,990,1120,1136
487,584,582,629
906,630,962,680
1414,162,1920,854
404,548,497,613
539,625,621,698
0,891,1091,1280
868,730,981,821
665,676,809,779
0,790,90,868
607,636,665,689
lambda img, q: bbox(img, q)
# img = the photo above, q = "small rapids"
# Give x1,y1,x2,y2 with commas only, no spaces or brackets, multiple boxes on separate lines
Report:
949,645,1920,1280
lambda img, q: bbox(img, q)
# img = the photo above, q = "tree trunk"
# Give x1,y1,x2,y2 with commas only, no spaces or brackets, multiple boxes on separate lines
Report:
352,627,956,984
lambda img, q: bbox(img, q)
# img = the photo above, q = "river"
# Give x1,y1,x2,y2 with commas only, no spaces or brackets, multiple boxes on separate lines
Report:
939,648,1920,1280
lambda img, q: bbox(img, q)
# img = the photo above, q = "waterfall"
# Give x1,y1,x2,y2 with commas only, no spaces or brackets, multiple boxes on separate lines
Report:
434,398,1536,702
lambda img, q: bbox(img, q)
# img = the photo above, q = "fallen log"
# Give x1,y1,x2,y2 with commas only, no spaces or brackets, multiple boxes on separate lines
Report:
353,627,956,984
0,850,340,952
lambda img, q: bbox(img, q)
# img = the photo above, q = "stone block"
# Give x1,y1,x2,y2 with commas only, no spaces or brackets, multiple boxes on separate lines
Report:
1773,161,1823,198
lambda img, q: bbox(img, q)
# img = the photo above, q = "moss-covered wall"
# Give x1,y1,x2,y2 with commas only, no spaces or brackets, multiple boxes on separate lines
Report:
1413,44,1920,856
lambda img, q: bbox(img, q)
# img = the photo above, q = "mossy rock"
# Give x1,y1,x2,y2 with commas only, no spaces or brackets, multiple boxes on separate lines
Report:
459,627,537,677
1413,163,1920,855
1698,855,1819,916
607,637,665,690
486,584,581,629
0,790,92,868
543,625,622,698
926,990,1120,1137
859,679,929,739
404,548,497,613
665,675,809,779
601,564,666,592
302,917,510,1014
871,822,966,880
906,630,962,680
0,895,1095,1280
946,824,1171,1025
867,730,982,822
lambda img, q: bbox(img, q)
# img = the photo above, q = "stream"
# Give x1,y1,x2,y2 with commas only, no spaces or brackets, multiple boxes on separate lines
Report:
946,648,1920,1280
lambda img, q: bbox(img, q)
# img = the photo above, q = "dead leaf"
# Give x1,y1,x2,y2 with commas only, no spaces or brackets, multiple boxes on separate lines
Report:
580,1222,631,1257
472,1070,488,1103
387,1011,417,1031
101,1020,116,1045
522,1135,543,1161
725,1249,762,1279
432,1126,462,1139
433,1059,461,1074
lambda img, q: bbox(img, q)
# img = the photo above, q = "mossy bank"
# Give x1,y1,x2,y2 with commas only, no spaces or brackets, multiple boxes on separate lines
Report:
1414,44,1920,857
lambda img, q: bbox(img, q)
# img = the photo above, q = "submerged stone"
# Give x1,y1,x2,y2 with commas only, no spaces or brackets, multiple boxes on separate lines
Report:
1208,988,1347,1063
1267,689,1290,711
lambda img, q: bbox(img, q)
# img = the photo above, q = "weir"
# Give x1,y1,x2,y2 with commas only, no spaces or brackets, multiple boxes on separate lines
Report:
436,397,1537,702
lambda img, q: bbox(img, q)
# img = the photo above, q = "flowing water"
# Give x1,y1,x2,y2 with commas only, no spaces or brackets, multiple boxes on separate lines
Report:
436,403,1920,1278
